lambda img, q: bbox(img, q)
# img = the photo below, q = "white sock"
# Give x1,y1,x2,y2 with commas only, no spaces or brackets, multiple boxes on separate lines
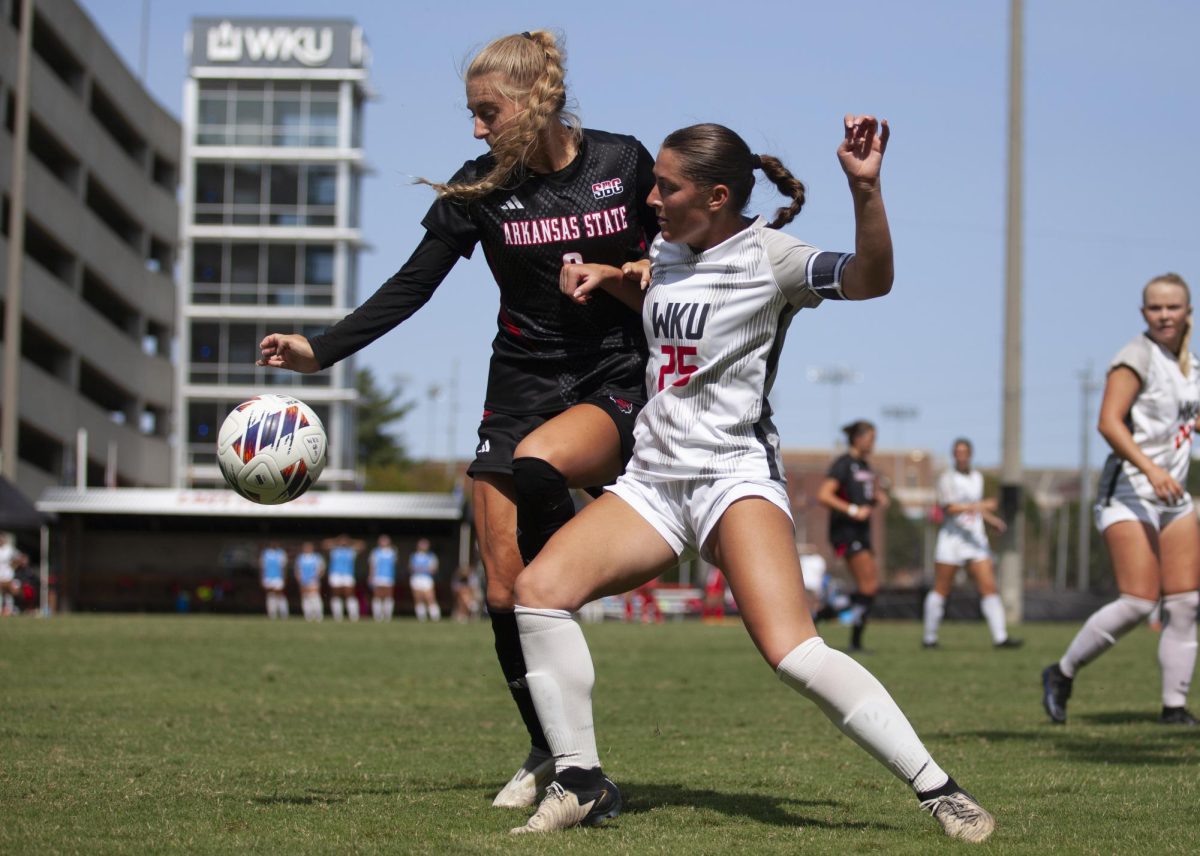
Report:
331,598,344,621
980,594,1008,644
415,603,428,622
265,595,275,619
922,591,945,644
1060,594,1156,678
347,598,359,621
429,602,441,622
777,637,948,795
279,595,289,619
372,598,382,620
1159,591,1199,708
384,597,394,619
304,594,321,621
2,593,13,612
516,606,601,773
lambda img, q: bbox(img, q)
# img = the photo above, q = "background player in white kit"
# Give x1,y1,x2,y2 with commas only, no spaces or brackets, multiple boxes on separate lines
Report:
259,542,289,620
294,542,325,622
511,119,994,842
0,532,28,616
368,535,398,621
1043,274,1200,725
922,438,1020,649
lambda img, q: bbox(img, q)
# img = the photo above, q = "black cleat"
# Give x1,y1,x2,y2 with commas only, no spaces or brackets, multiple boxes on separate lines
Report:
1041,663,1072,724
994,638,1024,649
1160,706,1199,726
510,768,622,834
922,640,940,649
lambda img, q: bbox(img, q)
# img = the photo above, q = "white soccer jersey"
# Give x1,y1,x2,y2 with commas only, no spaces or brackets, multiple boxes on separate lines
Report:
937,468,988,545
626,217,852,482
1098,333,1200,502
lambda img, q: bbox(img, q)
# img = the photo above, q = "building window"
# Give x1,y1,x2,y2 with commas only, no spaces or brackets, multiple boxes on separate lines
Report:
193,162,337,227
196,80,340,148
190,242,335,306
188,321,332,387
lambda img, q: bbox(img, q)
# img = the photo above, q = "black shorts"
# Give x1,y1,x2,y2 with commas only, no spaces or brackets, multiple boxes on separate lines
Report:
466,391,642,486
831,525,872,559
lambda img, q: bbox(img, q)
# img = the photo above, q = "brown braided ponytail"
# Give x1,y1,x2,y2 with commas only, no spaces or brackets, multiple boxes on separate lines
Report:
424,30,580,202
660,124,805,229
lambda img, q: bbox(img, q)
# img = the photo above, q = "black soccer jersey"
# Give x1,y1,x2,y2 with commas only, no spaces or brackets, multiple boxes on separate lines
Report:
828,453,877,539
421,129,656,414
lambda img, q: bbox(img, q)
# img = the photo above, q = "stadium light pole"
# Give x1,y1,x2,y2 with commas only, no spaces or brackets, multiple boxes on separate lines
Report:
2,0,34,482
997,0,1025,623
880,405,919,489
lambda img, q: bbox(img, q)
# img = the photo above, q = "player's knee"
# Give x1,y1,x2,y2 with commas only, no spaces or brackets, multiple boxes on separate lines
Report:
514,563,574,611
511,455,568,500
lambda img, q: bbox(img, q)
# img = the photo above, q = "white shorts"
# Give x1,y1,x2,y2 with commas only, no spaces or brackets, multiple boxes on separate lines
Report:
409,574,434,593
1095,490,1195,533
329,573,355,589
261,579,284,592
372,577,396,589
934,529,992,566
607,474,793,563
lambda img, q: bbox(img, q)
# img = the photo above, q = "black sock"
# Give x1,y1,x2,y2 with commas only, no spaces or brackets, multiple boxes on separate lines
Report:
916,775,959,802
556,765,606,791
850,593,875,649
512,456,576,565
489,608,549,752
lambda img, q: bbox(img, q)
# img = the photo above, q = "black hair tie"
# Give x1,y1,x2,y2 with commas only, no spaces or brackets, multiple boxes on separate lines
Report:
750,154,763,170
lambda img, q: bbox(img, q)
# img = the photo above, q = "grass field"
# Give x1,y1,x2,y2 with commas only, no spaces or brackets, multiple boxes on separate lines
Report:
1,615,1197,855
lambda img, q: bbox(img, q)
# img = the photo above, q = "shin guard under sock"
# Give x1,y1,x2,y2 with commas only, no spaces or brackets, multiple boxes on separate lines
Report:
490,608,550,752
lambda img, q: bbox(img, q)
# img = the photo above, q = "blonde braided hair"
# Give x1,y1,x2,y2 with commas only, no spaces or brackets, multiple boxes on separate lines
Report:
424,30,580,201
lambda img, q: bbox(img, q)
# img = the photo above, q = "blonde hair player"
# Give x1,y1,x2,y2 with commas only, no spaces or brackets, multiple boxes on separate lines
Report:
922,438,1021,649
510,118,994,842
1043,273,1200,725
258,31,658,806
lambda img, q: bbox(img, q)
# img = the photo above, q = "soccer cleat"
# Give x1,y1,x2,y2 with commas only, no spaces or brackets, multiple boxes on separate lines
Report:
922,640,940,649
1160,706,1199,726
510,774,622,834
994,638,1024,649
491,752,555,808
1041,663,1072,724
919,789,996,843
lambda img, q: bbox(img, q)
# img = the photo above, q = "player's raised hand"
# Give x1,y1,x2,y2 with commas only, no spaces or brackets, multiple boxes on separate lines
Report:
258,333,320,373
837,114,889,186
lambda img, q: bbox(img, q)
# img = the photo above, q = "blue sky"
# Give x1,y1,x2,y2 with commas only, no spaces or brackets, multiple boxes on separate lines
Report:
81,0,1200,469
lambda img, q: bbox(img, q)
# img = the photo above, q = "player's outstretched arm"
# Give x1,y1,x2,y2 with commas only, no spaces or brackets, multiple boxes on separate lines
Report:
258,333,320,374
836,115,893,301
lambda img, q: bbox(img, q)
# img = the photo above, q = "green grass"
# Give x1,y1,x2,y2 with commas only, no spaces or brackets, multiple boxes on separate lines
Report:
1,616,1197,854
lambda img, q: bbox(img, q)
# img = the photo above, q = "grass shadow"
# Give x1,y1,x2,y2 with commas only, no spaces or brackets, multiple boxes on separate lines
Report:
623,781,898,831
949,725,1196,766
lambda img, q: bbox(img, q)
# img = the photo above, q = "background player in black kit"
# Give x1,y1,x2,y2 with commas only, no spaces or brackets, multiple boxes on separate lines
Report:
817,420,887,651
257,30,657,808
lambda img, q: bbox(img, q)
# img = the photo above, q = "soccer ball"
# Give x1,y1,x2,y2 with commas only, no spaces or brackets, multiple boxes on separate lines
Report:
217,394,327,504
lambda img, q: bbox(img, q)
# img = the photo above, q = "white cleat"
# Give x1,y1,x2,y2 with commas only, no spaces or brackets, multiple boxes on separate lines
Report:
920,789,996,843
510,778,622,834
491,752,555,808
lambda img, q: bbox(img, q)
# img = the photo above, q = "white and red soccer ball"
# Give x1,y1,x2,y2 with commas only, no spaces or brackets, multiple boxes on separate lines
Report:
217,394,327,504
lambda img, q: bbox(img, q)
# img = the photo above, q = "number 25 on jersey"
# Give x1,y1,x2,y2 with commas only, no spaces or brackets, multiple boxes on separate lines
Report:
659,345,698,390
